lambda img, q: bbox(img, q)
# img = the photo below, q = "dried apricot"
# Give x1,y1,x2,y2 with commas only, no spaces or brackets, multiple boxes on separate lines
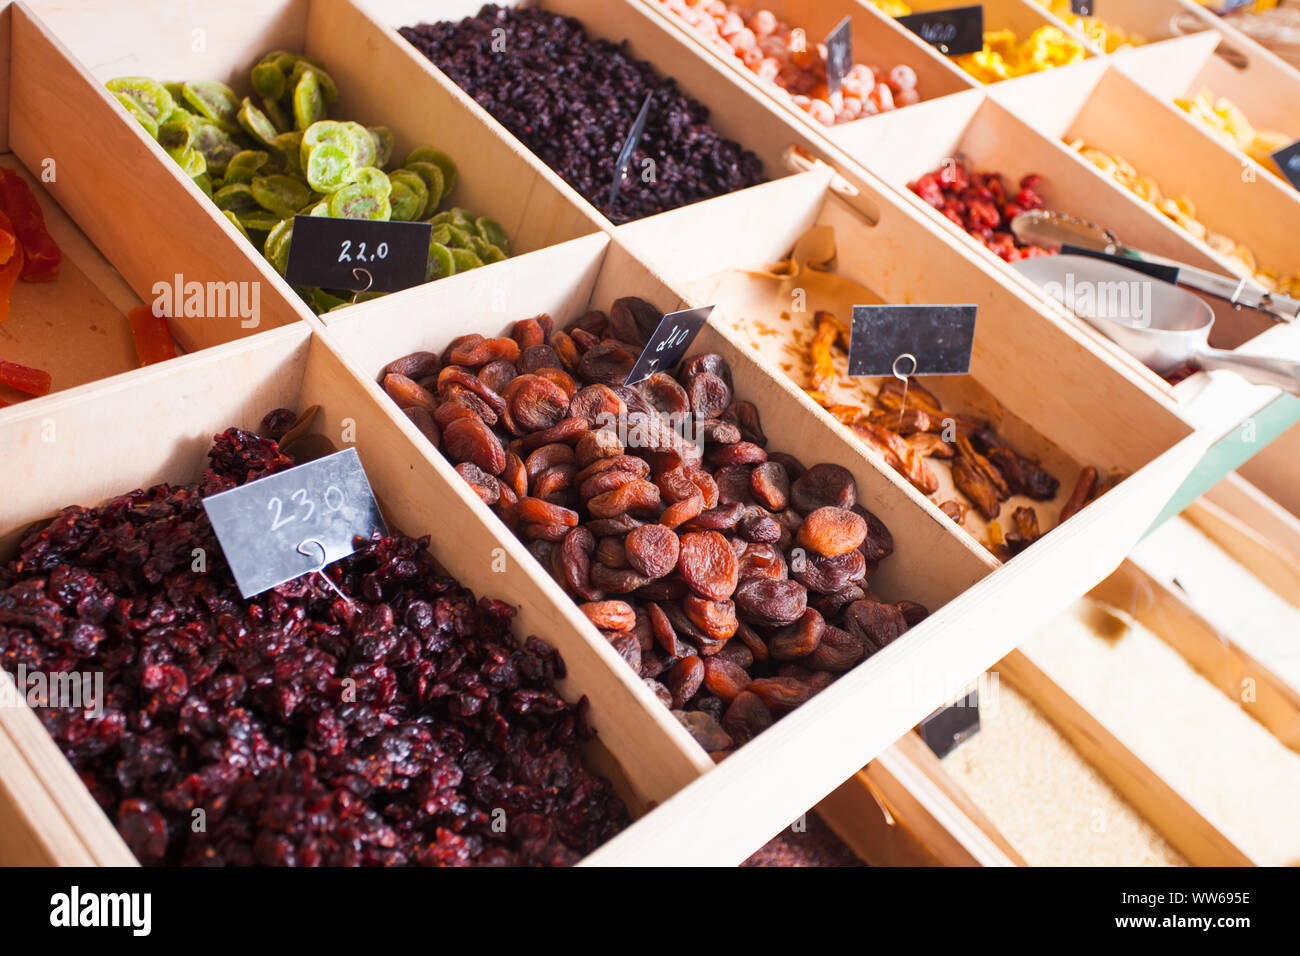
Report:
797,507,867,557
790,463,857,513
665,655,705,708
734,578,807,628
443,415,506,474
580,600,636,631
678,531,739,602
768,608,825,661
624,524,680,579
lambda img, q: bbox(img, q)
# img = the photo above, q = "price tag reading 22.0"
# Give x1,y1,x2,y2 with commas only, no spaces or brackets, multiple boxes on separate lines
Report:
625,305,715,386
284,215,432,294
202,448,388,598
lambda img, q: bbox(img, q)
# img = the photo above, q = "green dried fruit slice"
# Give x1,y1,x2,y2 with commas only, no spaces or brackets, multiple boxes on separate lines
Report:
327,182,391,220
190,122,242,176
387,170,428,211
213,182,261,215
345,122,377,168
158,114,196,152
227,149,271,176
257,50,300,75
265,218,294,275
402,162,444,217
290,60,339,104
222,209,250,240
388,181,422,221
163,81,189,108
181,80,241,134
113,93,159,138
193,173,214,198
299,120,351,168
292,70,325,131
238,97,279,146
369,127,394,168
450,248,483,272
251,60,286,101
428,223,452,246
427,242,455,281
236,210,284,233
404,147,456,198
349,166,391,197
305,142,353,192
273,132,305,174
443,223,472,249
470,236,506,264
475,217,509,253
262,97,291,135
168,146,207,178
106,77,176,122
251,173,311,217
312,288,349,313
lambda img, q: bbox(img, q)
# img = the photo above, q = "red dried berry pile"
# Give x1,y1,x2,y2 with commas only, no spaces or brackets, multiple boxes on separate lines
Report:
381,297,929,757
743,811,864,867
908,158,1055,263
0,420,627,866
399,5,767,224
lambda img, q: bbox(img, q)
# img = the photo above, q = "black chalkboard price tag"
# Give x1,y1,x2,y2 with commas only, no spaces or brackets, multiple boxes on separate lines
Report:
919,690,980,758
1070,0,1093,15
625,305,715,386
608,91,654,207
824,16,853,105
284,215,432,294
897,4,984,57
848,304,977,377
1271,139,1300,191
202,447,388,599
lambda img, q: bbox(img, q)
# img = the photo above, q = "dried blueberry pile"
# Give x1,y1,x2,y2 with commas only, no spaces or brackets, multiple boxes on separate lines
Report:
0,421,627,866
400,5,767,224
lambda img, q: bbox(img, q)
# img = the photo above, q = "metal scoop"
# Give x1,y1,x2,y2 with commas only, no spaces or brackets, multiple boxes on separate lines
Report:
1011,209,1300,324
1010,254,1300,395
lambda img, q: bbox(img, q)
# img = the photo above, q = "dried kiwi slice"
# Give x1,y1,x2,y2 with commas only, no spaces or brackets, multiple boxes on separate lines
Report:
292,70,325,131
251,174,311,217
113,93,160,138
168,146,207,178
327,182,390,220
402,162,444,217
106,77,176,122
443,223,472,250
190,122,241,177
237,210,284,233
427,242,455,281
262,97,291,135
273,132,305,174
157,114,196,152
222,209,250,240
369,127,394,168
388,170,428,218
299,121,351,168
193,173,214,198
305,142,354,192
404,147,456,198
214,183,261,216
290,60,338,104
349,167,391,197
388,181,422,222
470,236,506,264
238,97,280,148
251,60,286,101
450,248,483,272
475,217,509,253
345,122,377,168
181,80,241,134
265,218,294,275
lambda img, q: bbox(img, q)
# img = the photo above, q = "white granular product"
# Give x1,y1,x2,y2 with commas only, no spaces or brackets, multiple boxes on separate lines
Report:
1130,516,1300,690
1024,599,1300,866
941,680,1185,867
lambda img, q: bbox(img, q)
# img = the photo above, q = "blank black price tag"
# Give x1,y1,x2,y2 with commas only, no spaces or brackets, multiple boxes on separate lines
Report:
1060,244,1181,284
825,16,853,104
625,305,714,386
897,4,984,57
202,448,387,598
848,304,976,377
1070,0,1093,15
919,690,980,759
284,215,432,293
1271,139,1300,191
608,92,654,207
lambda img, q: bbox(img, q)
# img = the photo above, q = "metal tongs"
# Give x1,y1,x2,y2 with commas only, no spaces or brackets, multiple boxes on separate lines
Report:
1011,209,1300,324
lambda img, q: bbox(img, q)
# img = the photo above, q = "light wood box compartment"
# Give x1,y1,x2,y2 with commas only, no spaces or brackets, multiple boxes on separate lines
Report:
15,0,607,354
1035,0,1216,46
0,321,711,865
822,545,1300,867
629,0,977,136
615,168,1197,548
831,62,1292,397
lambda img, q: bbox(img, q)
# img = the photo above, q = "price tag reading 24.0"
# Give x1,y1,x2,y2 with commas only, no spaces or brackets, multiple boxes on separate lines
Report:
202,448,388,598
625,305,715,386
284,215,432,294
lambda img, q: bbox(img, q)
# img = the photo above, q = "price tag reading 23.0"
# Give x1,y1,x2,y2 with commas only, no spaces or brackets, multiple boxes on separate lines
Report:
625,305,715,386
284,215,432,294
202,448,388,598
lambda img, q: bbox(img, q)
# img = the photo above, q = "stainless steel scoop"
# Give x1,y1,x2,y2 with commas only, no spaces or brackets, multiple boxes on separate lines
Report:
1011,209,1300,324
1010,254,1300,395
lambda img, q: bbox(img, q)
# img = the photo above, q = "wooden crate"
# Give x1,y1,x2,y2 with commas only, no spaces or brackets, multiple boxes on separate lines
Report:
13,0,607,354
0,320,706,864
821,542,1300,867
